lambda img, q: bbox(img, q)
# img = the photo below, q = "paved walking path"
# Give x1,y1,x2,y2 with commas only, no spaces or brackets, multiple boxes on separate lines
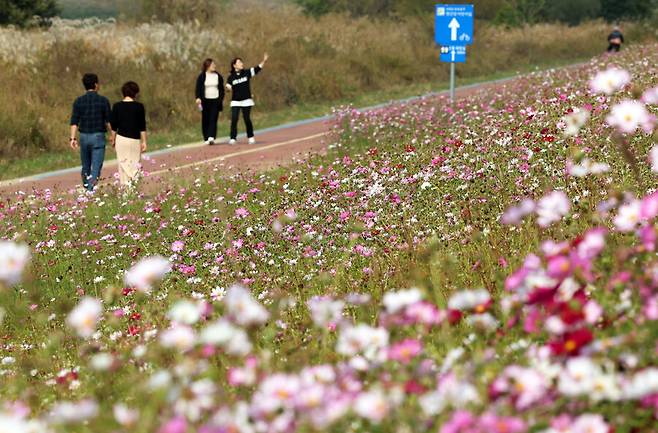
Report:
0,76,519,197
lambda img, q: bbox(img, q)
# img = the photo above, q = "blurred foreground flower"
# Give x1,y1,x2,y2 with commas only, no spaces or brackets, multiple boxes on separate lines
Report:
606,100,655,134
561,108,590,137
536,191,571,227
124,255,172,293
589,67,630,95
66,297,103,338
0,241,30,287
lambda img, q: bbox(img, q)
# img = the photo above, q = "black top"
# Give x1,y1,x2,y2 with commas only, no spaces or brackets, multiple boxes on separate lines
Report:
227,66,262,101
70,91,111,133
608,30,624,43
110,101,146,140
195,71,225,108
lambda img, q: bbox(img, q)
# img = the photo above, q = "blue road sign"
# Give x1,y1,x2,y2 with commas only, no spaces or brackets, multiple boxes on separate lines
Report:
440,45,466,63
435,4,474,46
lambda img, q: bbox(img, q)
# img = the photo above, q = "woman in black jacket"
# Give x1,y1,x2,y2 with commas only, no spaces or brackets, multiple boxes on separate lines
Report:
195,58,225,145
110,81,147,187
226,53,268,145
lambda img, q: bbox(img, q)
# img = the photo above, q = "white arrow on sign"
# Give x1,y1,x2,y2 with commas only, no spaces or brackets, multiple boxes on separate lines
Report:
451,48,456,61
448,18,460,41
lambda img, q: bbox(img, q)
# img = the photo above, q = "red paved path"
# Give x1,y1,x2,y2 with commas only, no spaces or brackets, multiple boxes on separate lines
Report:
0,79,507,197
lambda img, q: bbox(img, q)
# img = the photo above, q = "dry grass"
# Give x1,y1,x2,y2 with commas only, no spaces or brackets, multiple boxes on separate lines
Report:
0,5,654,160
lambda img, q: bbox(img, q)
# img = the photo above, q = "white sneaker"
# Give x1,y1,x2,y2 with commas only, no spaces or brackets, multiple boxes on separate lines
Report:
228,139,237,145
248,137,256,145
208,137,215,145
204,139,210,145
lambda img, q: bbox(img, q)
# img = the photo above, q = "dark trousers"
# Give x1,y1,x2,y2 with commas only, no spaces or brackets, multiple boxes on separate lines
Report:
230,106,254,140
201,98,221,140
79,132,106,191
607,43,620,52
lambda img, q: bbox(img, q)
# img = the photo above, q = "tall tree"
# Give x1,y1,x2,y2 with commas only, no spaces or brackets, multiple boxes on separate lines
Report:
544,0,601,25
0,0,59,27
494,0,546,27
600,0,655,21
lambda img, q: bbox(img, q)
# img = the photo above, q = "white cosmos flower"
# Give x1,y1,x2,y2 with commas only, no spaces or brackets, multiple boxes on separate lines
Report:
199,320,252,356
571,414,609,433
418,390,446,416
224,284,269,326
606,99,654,134
465,312,498,330
561,108,590,137
382,288,423,314
536,190,571,227
90,353,114,371
66,297,103,338
354,389,390,423
124,255,171,293
0,412,50,433
623,368,658,399
113,404,139,427
159,325,196,351
336,324,389,360
448,288,490,311
590,374,622,401
558,357,600,397
589,67,630,95
0,241,30,287
167,300,202,325
567,158,610,177
613,200,641,232
49,399,99,424
307,296,345,327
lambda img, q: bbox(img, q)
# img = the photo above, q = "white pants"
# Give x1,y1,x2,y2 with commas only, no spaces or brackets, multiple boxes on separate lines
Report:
115,135,141,186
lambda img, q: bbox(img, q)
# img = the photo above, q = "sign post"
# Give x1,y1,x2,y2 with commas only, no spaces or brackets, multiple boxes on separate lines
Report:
435,4,474,102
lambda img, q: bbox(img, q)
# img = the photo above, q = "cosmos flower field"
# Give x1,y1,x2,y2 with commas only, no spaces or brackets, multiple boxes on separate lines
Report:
0,45,657,432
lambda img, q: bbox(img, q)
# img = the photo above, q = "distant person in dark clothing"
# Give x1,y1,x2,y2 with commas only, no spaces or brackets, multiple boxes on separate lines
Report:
110,81,147,187
195,58,225,145
226,53,268,145
607,26,624,52
70,73,111,191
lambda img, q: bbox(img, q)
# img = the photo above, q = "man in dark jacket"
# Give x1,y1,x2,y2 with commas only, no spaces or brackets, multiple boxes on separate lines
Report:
70,73,111,191
607,26,624,52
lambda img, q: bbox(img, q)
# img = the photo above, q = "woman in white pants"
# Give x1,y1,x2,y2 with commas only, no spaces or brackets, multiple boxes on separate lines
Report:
110,81,147,187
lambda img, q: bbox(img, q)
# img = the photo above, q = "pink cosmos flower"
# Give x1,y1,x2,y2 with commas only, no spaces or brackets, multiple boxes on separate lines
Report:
405,301,444,326
440,410,476,433
171,240,184,252
158,417,187,433
478,413,527,433
644,295,658,320
546,255,572,279
388,338,422,363
642,86,658,104
501,198,535,225
234,208,250,218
